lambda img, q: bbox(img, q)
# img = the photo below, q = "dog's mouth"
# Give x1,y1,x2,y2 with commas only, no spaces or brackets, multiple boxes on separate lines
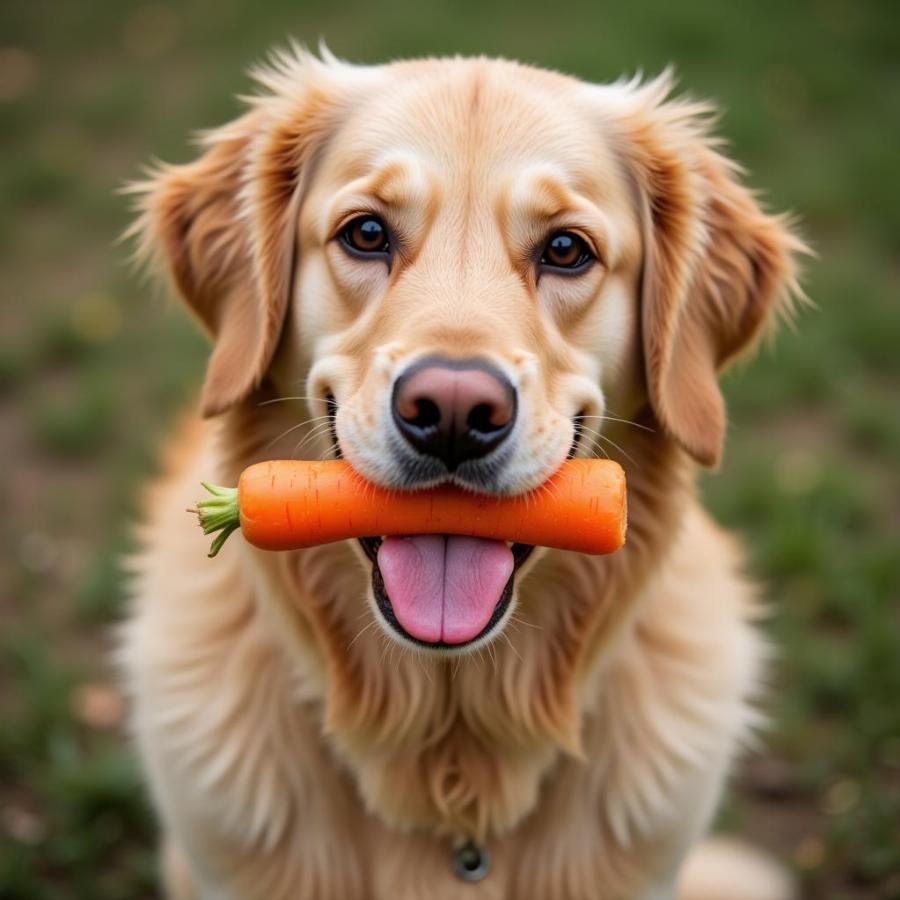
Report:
360,535,534,648
327,397,583,649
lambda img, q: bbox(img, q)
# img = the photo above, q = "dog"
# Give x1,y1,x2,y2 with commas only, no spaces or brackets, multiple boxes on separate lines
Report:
121,47,805,900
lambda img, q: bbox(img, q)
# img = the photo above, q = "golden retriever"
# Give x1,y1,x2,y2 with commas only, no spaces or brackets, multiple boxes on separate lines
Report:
121,47,805,900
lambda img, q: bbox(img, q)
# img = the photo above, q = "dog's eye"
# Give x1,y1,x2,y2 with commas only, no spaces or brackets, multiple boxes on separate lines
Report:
540,231,593,272
340,215,390,256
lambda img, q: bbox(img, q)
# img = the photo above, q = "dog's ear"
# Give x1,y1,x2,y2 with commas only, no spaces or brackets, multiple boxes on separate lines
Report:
614,75,806,466
128,50,343,416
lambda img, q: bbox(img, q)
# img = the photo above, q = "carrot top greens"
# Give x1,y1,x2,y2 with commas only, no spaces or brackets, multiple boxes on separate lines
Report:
194,483,240,558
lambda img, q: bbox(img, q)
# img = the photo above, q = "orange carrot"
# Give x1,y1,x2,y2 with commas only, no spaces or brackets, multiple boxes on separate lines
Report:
195,459,626,557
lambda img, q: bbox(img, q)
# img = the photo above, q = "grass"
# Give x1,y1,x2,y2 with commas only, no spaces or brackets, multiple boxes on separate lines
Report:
1,0,898,897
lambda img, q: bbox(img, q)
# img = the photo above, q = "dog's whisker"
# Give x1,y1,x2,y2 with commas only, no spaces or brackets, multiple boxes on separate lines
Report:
265,421,316,452
417,653,434,685
272,414,333,427
347,619,379,651
290,421,339,457
578,413,655,433
290,433,334,461
498,629,523,664
601,409,656,433
509,612,541,632
592,431,639,468
265,416,334,452
290,423,336,454
258,396,329,407
531,475,564,506
575,422,610,439
587,436,611,461
575,426,609,449
574,422,639,466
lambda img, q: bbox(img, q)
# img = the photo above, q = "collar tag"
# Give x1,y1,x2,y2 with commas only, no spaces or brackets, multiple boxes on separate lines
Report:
453,840,490,882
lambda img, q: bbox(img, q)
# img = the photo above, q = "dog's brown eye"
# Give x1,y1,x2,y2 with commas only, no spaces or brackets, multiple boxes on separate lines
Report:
341,215,390,256
541,231,593,271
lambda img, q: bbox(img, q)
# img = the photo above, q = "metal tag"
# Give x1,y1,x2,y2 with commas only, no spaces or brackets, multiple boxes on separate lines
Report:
453,840,490,882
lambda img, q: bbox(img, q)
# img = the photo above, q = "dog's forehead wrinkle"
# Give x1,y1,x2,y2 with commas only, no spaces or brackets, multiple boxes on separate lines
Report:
363,152,436,209
336,61,586,178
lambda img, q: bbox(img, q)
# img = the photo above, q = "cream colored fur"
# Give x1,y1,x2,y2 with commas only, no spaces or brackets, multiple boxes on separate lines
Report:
121,49,804,900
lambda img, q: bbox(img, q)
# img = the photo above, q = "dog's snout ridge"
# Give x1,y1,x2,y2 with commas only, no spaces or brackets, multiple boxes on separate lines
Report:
392,356,516,470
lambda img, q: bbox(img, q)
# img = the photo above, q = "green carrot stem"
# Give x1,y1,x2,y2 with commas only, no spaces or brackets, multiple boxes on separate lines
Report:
193,482,240,557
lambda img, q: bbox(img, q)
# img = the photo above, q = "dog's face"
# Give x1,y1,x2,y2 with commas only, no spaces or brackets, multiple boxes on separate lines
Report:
293,66,642,500
134,52,800,653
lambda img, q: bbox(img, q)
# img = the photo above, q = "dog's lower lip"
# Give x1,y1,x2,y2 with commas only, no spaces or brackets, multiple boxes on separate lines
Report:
359,534,382,564
360,536,534,648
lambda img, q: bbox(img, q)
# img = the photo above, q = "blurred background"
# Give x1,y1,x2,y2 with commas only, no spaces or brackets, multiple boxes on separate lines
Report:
1,1,898,897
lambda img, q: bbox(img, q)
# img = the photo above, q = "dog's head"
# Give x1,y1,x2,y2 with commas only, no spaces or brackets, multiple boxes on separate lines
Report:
132,50,803,653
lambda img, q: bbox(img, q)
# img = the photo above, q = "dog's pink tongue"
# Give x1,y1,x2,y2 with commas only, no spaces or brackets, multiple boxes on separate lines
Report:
377,535,514,644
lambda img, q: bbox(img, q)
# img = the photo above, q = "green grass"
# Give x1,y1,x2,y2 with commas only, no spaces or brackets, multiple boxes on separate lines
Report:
1,0,898,897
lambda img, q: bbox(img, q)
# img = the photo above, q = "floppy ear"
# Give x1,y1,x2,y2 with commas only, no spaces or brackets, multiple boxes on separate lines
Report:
128,50,341,416
618,76,805,466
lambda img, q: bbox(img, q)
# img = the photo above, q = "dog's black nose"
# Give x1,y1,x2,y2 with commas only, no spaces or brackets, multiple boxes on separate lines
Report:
392,356,516,470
